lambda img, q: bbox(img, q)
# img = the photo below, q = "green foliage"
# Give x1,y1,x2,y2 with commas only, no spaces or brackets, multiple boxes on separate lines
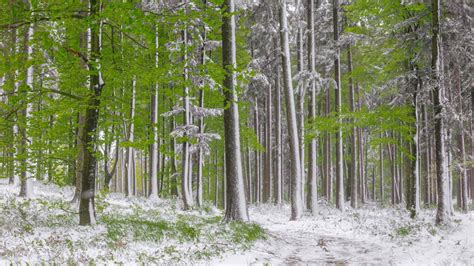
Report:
229,221,266,244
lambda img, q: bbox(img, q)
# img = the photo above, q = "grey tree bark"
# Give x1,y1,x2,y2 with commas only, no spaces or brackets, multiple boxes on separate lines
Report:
280,0,303,220
432,0,449,225
222,0,249,222
79,0,103,225
307,0,318,214
348,45,357,209
333,0,344,211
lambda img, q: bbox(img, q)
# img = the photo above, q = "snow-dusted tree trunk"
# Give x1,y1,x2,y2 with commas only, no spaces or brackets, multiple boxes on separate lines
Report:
408,75,420,218
181,9,194,209
296,0,306,207
274,54,283,205
455,65,469,212
324,86,332,201
79,0,103,225
264,75,273,203
280,0,303,220
306,0,317,214
422,105,431,205
149,26,160,199
254,99,261,203
432,0,449,225
347,44,357,209
333,0,344,211
19,4,35,198
126,78,136,197
222,0,248,221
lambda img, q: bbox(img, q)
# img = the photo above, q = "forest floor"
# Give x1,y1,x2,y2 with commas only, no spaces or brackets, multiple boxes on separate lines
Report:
1,178,473,264
217,203,474,265
0,179,264,264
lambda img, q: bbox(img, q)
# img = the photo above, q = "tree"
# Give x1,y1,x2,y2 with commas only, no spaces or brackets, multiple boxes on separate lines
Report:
306,0,318,214
432,0,449,225
280,0,303,220
78,0,103,225
222,0,248,222
333,0,344,211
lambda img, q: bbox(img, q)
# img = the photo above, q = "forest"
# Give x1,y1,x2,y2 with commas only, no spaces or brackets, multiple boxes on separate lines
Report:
0,0,473,264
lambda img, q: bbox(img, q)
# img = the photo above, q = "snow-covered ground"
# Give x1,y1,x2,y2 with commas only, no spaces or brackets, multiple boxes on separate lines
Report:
1,178,473,264
0,179,262,264
217,203,474,265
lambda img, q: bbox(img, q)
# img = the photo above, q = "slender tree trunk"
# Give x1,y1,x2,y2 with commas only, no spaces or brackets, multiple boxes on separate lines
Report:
222,0,249,221
307,0,318,213
126,78,136,197
264,79,273,203
254,99,260,203
275,63,283,205
333,0,344,211
19,6,35,198
149,26,160,199
280,0,303,220
348,45,357,209
296,0,306,208
379,133,384,202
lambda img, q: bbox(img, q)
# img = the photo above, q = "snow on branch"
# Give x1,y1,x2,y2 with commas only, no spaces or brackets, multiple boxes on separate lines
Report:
170,125,199,138
190,105,223,118
161,106,185,117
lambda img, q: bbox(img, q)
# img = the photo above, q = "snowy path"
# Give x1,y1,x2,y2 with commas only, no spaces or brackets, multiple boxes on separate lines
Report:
217,204,474,265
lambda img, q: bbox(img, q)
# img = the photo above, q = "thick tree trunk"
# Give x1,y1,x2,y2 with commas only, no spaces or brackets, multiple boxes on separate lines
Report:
222,0,249,222
79,0,102,225
181,15,194,209
432,0,449,225
280,0,303,220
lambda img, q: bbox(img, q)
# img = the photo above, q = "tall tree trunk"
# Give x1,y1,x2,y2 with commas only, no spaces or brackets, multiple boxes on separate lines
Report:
126,78,136,197
333,0,344,211
181,9,194,209
348,44,357,209
254,99,260,203
307,0,318,213
455,65,469,212
149,26,160,199
408,66,420,218
79,0,103,225
222,0,249,222
264,78,273,202
19,5,35,198
296,0,306,208
275,62,283,205
280,0,303,220
432,0,449,225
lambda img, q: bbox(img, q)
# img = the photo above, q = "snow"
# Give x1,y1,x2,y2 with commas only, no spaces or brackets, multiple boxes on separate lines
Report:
0,179,254,264
216,203,474,264
2,178,473,264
